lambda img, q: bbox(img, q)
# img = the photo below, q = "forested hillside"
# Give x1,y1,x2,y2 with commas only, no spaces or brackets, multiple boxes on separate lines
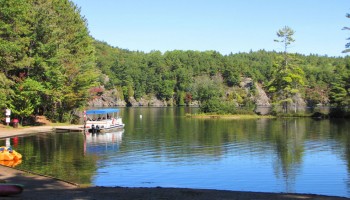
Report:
1,0,350,124
93,40,350,116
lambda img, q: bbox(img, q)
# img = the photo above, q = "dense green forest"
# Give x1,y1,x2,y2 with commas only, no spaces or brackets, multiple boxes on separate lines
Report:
0,0,97,123
94,40,350,116
1,0,350,124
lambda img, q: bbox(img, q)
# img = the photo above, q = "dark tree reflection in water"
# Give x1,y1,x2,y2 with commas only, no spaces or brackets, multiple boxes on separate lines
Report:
1,108,350,197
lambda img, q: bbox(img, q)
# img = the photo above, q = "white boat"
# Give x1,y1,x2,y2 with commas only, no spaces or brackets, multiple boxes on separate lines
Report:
84,109,124,133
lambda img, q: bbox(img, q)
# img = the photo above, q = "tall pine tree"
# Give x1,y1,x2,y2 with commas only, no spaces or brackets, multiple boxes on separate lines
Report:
269,26,305,113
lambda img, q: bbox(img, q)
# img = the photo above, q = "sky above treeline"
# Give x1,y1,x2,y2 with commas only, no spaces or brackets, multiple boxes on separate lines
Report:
72,0,349,57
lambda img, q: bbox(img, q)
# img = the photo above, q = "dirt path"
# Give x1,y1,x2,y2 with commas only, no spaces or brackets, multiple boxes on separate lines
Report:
0,165,78,199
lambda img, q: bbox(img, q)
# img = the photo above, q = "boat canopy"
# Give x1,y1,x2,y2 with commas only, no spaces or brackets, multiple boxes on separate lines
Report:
86,109,120,115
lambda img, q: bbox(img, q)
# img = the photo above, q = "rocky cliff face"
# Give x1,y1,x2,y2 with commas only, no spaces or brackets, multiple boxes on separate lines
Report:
88,91,171,107
88,89,126,107
128,95,168,107
239,77,270,106
87,79,272,108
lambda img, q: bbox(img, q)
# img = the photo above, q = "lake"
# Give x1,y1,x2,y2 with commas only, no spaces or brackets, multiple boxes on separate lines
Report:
1,107,350,197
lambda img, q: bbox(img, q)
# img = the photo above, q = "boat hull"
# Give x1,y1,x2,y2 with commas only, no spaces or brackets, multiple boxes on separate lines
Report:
87,124,125,133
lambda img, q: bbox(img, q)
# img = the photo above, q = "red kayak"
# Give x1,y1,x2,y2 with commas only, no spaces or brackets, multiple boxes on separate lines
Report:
0,184,23,196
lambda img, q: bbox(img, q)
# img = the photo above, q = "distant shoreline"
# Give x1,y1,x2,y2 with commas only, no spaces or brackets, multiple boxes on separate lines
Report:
188,114,275,119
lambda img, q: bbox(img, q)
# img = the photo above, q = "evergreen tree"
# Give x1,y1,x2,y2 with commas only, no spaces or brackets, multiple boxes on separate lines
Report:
343,12,350,53
329,59,350,108
269,26,305,113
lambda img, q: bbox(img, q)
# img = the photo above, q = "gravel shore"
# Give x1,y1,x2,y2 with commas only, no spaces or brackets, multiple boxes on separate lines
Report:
0,126,348,200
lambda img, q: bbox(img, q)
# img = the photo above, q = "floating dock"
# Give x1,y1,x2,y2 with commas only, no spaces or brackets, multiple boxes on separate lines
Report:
54,125,84,132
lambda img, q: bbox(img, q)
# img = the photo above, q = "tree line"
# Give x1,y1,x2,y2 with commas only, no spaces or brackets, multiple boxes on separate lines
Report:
1,0,350,124
94,39,350,116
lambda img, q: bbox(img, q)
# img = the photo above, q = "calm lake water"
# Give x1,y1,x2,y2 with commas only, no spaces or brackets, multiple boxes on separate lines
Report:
1,107,350,197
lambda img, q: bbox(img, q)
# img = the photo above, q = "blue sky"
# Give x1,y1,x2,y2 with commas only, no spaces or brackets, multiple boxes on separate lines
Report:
72,0,349,57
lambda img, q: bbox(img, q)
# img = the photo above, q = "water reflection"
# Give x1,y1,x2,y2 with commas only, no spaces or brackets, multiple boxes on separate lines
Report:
271,119,304,193
5,138,10,148
84,130,124,154
0,158,22,167
0,132,98,185
0,108,350,197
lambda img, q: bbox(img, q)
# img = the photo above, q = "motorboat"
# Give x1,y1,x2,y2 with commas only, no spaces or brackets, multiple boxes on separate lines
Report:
84,109,124,133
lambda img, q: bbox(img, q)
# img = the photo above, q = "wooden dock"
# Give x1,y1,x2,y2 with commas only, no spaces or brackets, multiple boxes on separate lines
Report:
54,125,84,132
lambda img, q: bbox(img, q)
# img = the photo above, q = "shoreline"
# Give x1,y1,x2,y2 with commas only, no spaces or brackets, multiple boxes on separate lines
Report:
0,125,348,199
188,114,275,119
